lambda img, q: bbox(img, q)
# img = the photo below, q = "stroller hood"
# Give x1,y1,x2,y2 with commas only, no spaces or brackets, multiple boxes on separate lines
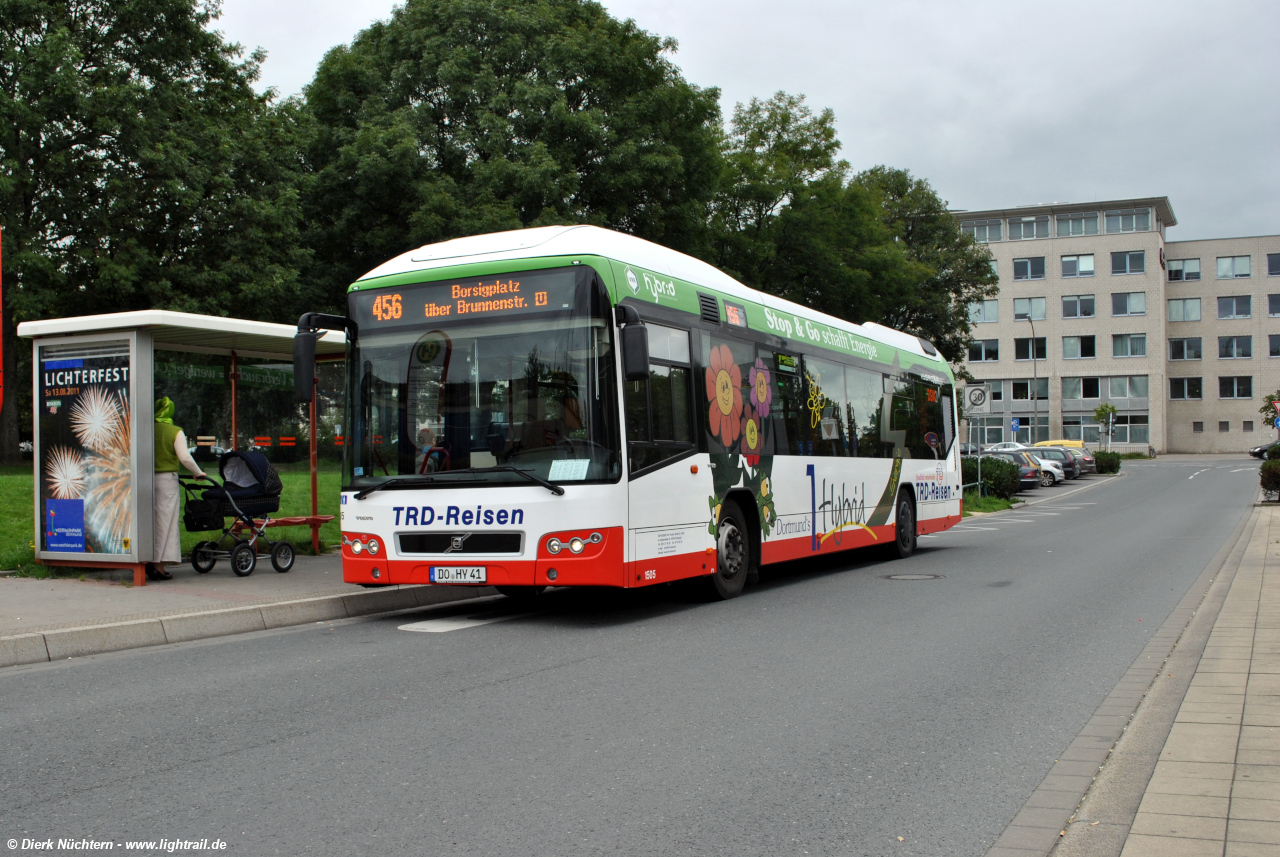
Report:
218,450,283,497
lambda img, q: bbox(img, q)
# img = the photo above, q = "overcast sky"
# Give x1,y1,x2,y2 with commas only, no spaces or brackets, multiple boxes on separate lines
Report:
215,0,1279,241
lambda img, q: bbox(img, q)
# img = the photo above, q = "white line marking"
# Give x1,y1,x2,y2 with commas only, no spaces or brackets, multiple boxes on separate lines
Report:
952,526,999,531
399,612,532,633
1231,468,1254,473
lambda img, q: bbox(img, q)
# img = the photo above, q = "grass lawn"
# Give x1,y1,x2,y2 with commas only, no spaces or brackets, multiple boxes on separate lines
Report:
962,490,1020,516
0,463,343,573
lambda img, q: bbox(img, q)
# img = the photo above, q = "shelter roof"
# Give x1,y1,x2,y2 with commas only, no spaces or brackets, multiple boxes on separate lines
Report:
16,310,344,359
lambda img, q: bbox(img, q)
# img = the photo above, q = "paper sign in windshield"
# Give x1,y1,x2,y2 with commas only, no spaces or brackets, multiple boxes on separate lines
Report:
548,459,590,481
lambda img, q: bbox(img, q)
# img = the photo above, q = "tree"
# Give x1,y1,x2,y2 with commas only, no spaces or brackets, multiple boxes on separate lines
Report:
0,0,314,460
1094,402,1118,451
300,0,723,307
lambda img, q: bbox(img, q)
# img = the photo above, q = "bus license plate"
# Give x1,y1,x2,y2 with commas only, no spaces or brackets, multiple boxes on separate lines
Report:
430,566,486,584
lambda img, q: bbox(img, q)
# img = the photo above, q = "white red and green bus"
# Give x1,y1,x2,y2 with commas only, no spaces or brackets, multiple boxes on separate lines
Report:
294,226,961,600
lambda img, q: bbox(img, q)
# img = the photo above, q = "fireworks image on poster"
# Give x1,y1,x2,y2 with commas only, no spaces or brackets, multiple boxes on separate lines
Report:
40,349,133,555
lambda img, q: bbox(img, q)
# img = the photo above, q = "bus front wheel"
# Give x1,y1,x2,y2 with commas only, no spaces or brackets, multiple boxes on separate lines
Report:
708,500,752,600
893,490,916,560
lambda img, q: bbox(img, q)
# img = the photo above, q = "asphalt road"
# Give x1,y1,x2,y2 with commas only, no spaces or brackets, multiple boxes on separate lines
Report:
0,458,1260,856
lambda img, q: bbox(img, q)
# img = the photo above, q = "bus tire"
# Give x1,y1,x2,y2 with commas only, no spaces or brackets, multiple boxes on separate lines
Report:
892,489,916,560
708,500,752,600
497,585,546,600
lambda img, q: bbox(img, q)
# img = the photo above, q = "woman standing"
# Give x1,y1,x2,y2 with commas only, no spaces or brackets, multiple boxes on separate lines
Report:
150,397,206,580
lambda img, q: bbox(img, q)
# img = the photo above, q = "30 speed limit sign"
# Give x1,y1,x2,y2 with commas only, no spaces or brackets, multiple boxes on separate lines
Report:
965,385,992,415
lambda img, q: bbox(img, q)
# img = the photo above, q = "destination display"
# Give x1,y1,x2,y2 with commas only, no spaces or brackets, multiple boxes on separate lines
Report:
352,269,580,330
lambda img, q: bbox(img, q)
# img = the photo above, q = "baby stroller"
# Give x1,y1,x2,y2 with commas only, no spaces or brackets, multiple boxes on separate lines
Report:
181,450,295,576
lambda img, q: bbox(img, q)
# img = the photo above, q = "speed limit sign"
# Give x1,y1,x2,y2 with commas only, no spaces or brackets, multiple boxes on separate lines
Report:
965,385,992,415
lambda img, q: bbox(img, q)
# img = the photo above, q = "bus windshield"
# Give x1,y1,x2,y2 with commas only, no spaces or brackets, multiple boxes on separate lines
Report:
344,267,621,490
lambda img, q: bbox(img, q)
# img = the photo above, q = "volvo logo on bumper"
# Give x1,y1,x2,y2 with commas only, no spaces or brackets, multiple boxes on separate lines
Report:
446,534,471,553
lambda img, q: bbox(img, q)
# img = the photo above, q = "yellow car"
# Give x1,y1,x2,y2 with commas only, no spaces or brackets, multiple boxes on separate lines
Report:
1034,439,1085,449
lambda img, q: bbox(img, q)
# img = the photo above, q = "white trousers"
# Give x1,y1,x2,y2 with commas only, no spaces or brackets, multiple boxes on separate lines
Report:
153,471,181,564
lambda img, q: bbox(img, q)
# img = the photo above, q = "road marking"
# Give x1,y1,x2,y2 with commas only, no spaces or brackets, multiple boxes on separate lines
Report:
1231,468,1255,473
951,526,999,532
1189,469,1208,479
399,612,532,633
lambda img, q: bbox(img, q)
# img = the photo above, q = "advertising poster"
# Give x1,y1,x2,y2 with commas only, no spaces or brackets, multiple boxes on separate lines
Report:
38,343,133,555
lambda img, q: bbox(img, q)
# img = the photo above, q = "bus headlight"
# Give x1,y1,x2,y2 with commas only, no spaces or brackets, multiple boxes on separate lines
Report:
569,537,585,554
547,538,562,554
351,540,363,555
367,539,380,555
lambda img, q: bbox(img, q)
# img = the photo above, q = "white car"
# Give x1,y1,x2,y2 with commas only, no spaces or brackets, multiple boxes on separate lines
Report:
985,441,1030,452
1029,454,1065,486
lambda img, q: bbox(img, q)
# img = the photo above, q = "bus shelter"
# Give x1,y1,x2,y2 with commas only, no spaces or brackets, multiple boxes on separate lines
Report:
17,311,346,586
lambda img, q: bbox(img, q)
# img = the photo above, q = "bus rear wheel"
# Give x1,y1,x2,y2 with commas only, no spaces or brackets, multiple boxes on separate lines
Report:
893,489,916,560
708,500,752,600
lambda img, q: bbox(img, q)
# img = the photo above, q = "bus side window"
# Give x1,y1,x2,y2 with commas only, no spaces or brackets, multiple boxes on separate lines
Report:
804,356,849,457
626,323,694,472
756,349,807,455
846,365,893,458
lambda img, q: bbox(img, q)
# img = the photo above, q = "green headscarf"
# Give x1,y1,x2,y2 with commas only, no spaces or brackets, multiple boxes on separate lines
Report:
155,396,175,425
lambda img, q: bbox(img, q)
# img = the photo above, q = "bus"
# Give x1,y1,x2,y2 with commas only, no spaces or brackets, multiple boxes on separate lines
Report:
294,225,961,600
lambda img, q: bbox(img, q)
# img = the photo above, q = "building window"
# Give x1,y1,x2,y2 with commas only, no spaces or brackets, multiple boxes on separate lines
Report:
1217,256,1251,279
1062,294,1095,318
962,219,1002,243
1112,415,1149,444
1112,251,1145,275
1270,254,1280,277
968,416,1005,446
1220,421,1230,432
1169,337,1202,360
1245,421,1255,432
1013,297,1046,320
1105,208,1150,233
969,299,999,323
1170,378,1203,400
1008,216,1049,240
989,380,1003,401
968,339,999,362
1013,258,1046,280
1112,292,1146,316
1269,295,1280,316
1061,255,1095,278
1012,378,1049,400
1218,295,1252,319
1062,377,1101,399
1062,335,1097,359
1193,421,1204,433
1271,334,1280,358
1219,336,1253,359
1057,212,1099,237
1113,334,1146,358
1108,376,1148,398
1014,337,1047,360
1062,417,1102,445
1167,298,1201,322
1219,376,1253,399
1167,259,1201,281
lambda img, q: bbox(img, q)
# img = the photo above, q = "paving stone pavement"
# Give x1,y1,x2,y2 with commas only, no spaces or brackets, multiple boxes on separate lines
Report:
1119,503,1280,856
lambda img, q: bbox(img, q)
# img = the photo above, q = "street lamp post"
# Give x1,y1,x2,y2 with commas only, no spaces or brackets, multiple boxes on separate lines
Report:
1029,316,1038,445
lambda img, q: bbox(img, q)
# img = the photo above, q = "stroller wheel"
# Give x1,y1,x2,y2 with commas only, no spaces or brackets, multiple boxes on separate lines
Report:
191,541,217,574
271,541,295,573
230,541,257,577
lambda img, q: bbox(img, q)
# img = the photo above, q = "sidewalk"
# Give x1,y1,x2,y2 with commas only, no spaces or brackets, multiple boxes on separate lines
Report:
1118,503,1280,854
0,557,492,667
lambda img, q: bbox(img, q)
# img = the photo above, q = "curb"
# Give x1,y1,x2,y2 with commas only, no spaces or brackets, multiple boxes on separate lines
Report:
0,584,496,668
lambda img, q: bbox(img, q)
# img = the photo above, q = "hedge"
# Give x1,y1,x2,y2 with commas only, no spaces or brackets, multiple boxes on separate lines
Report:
1094,451,1122,474
1261,460,1280,493
961,455,1022,499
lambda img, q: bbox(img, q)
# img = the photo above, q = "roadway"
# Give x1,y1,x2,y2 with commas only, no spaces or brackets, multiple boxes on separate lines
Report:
0,457,1259,856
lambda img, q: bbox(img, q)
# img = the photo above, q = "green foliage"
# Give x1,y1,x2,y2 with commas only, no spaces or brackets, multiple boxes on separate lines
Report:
961,455,1020,500
1094,451,1122,474
1259,393,1280,426
1261,460,1280,494
1267,444,1280,461
962,489,1015,515
301,0,723,307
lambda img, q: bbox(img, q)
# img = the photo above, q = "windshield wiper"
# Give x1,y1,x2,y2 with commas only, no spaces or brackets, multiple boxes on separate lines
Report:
352,466,565,500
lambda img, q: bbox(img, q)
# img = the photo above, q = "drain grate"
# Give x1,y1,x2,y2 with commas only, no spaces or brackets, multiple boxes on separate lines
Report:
880,573,942,581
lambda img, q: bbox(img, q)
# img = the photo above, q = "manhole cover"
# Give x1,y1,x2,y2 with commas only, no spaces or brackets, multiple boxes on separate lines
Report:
880,573,943,581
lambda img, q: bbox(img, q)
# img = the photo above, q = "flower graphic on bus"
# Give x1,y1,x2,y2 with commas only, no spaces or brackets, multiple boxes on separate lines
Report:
740,405,764,465
705,344,743,447
749,358,771,417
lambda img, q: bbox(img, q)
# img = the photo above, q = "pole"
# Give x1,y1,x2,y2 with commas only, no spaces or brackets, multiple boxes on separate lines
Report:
229,350,239,451
1029,316,1038,445
310,366,319,556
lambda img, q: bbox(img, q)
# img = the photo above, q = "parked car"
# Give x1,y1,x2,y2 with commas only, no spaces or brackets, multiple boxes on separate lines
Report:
959,442,981,456
986,441,1030,452
1028,453,1066,486
1035,447,1081,479
986,451,1041,490
1034,439,1085,450
1249,441,1280,459
1065,447,1096,473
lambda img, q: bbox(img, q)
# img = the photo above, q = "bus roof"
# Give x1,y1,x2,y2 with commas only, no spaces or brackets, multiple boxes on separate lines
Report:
355,225,947,371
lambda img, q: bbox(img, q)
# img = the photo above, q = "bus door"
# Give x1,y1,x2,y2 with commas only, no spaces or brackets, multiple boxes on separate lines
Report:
624,322,705,584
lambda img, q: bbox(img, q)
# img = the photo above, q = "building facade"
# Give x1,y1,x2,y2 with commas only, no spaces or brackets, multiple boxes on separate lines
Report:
954,197,1280,453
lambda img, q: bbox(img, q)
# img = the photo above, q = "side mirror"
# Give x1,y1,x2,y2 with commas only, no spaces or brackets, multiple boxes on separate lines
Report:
621,324,649,382
294,331,318,403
